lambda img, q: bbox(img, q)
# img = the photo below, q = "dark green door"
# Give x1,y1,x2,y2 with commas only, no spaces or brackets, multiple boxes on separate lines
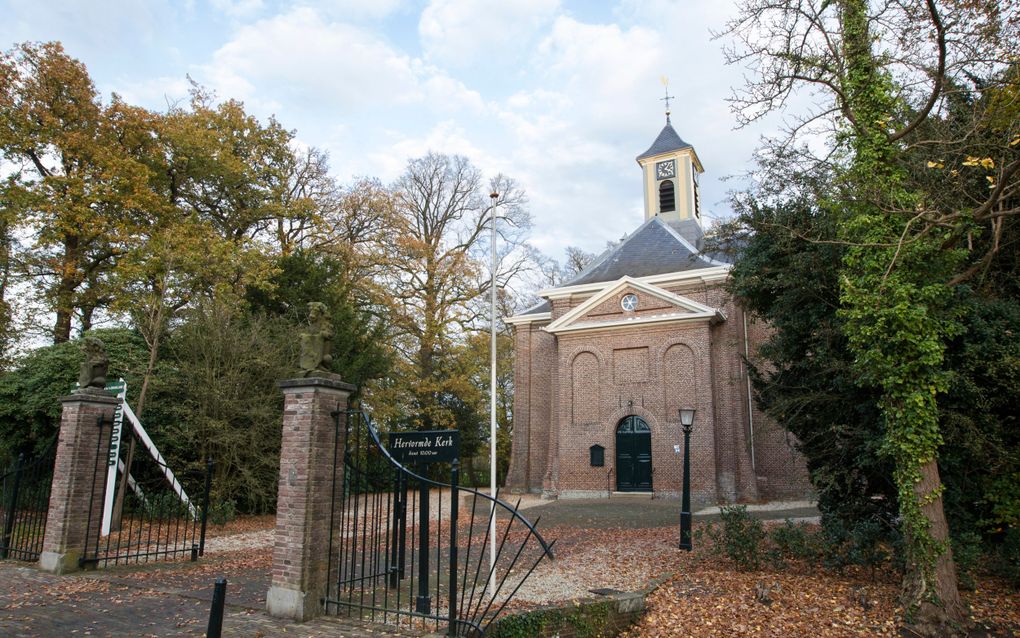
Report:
615,416,652,491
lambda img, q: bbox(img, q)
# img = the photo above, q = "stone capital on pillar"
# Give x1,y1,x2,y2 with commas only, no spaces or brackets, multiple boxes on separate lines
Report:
39,390,119,574
267,375,356,622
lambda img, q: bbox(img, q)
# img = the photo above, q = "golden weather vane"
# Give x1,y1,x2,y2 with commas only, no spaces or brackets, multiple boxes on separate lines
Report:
660,75,674,121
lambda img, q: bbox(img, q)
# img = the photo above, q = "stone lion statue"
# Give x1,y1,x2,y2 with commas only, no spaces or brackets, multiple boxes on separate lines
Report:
78,336,109,391
298,302,334,377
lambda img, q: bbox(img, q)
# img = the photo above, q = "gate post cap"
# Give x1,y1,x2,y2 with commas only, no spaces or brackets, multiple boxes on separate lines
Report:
60,388,119,404
278,376,357,393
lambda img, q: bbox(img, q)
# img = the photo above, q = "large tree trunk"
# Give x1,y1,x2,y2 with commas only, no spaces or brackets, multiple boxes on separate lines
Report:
53,236,79,344
901,459,967,636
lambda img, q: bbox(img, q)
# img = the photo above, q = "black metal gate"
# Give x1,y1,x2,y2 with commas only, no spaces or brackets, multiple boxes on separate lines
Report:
325,409,556,637
80,418,212,568
0,444,56,561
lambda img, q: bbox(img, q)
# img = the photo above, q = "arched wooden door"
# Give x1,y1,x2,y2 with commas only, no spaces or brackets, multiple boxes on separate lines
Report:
615,416,652,492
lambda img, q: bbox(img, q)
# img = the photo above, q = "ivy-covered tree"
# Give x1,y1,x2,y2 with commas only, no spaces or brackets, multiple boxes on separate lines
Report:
722,1,1018,633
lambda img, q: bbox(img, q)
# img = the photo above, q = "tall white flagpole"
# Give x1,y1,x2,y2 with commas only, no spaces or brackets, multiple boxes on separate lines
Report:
488,190,499,596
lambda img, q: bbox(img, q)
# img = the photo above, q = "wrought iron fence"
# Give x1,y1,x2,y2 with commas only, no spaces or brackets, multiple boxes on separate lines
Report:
324,408,556,637
80,418,212,568
0,444,56,561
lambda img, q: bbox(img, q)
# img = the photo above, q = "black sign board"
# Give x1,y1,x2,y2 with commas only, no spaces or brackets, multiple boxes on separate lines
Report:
388,430,460,464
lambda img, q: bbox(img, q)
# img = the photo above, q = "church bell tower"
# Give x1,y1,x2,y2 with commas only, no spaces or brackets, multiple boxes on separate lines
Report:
635,95,704,227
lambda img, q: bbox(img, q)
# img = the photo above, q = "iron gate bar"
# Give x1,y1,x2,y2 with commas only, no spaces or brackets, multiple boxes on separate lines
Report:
80,415,110,568
0,442,56,562
325,408,555,637
199,458,213,557
0,454,24,559
80,415,212,569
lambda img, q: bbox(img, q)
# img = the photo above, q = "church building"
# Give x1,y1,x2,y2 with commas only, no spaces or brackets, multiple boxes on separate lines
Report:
505,114,812,504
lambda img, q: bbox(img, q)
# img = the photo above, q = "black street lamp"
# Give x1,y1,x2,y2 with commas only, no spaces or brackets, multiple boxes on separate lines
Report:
679,407,695,551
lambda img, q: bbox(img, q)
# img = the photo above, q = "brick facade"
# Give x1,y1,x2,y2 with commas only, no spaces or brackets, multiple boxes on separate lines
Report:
506,277,812,505
39,390,119,574
266,377,355,622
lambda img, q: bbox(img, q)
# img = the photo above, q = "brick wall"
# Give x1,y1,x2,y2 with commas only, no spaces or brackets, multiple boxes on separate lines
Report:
553,322,719,504
40,391,119,574
744,314,813,499
507,276,813,504
267,377,354,622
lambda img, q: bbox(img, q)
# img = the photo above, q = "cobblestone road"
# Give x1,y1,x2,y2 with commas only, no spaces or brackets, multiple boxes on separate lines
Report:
0,560,427,637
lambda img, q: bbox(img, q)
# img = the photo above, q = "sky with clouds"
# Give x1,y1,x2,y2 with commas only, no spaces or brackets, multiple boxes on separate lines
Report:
1,0,786,261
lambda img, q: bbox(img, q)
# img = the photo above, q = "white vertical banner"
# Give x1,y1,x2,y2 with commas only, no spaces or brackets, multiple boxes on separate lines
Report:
100,378,127,536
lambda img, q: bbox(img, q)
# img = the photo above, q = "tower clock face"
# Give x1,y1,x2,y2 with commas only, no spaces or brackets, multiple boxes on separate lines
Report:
655,160,676,179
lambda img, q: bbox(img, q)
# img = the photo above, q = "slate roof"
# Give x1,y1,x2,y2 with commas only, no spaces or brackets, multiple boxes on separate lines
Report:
562,217,728,287
518,299,551,315
636,119,693,161
515,218,731,317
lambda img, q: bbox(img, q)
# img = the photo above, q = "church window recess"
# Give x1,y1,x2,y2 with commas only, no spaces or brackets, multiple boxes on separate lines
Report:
571,351,599,426
658,179,676,213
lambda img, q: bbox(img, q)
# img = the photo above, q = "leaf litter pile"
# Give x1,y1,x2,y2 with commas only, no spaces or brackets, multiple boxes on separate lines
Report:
606,527,1020,637
483,518,1020,637
4,514,1018,637
110,515,1020,636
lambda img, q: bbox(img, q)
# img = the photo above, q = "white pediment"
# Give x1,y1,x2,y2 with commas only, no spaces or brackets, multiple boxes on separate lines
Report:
544,276,725,335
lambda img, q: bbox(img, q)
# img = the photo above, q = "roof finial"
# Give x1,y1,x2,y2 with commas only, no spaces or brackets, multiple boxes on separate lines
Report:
660,75,674,124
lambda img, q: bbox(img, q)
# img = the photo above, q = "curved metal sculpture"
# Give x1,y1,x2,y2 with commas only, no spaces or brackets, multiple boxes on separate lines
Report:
325,408,555,637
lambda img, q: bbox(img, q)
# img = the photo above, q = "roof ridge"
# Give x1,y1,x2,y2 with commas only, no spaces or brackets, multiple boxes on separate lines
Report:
561,217,657,286
659,220,730,268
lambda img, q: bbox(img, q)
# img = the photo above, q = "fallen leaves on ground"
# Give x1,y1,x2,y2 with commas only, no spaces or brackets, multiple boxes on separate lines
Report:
618,535,1020,638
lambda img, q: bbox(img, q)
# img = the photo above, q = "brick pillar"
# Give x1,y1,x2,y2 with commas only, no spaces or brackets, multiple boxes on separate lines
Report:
266,376,355,622
39,389,118,574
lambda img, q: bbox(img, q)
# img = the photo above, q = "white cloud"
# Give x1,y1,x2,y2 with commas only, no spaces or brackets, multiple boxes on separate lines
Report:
197,7,487,120
316,0,406,20
200,8,420,111
367,120,490,180
419,0,560,67
420,72,487,113
535,16,666,129
114,76,194,109
2,0,180,48
210,0,264,19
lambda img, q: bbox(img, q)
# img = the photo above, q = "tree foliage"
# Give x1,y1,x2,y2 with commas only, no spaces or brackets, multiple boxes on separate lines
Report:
722,1,1019,632
0,41,536,513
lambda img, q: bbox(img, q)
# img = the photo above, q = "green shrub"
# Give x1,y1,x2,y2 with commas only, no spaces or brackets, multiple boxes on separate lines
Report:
140,491,191,518
951,531,983,591
770,519,823,562
706,505,766,570
991,527,1020,588
820,514,901,574
208,498,237,526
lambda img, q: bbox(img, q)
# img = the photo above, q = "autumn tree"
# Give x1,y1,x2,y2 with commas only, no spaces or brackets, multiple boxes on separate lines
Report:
0,42,161,343
383,152,530,432
722,1,1019,633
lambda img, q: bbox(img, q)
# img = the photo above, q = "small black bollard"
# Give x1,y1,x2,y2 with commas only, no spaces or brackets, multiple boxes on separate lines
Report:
206,578,227,638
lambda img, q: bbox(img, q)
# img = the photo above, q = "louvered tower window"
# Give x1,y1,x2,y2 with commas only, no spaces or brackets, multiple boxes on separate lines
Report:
693,176,700,218
658,179,675,213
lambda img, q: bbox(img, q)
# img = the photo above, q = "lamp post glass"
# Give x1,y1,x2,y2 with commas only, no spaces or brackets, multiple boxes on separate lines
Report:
679,407,695,551
679,408,696,428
